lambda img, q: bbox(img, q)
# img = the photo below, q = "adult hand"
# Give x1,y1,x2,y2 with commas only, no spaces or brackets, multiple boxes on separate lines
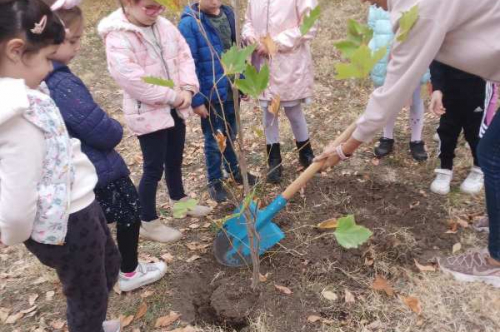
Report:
314,137,362,171
193,104,209,119
429,90,446,116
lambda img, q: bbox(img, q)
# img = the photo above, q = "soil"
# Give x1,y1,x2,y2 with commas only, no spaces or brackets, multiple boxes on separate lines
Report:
167,174,456,331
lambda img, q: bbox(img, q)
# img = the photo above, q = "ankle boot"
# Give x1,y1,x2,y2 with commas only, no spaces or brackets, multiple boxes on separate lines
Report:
296,139,315,169
266,143,283,184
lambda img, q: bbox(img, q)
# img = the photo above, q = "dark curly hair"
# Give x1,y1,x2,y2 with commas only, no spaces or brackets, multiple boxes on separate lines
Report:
0,0,66,54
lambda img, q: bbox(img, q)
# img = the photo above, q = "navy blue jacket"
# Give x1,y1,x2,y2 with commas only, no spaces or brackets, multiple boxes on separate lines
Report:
45,62,130,189
178,4,236,108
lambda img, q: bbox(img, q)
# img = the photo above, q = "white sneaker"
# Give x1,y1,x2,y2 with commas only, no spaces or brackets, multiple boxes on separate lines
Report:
119,262,167,292
460,166,484,195
171,197,212,218
140,219,182,243
103,320,121,332
430,168,453,195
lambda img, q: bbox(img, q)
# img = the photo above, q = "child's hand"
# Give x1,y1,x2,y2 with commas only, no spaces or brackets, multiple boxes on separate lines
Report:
429,90,446,116
174,91,193,110
193,105,209,119
256,44,270,58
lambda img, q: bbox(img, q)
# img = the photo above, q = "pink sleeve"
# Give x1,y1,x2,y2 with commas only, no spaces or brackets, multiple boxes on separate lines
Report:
273,0,318,52
175,28,200,92
242,3,258,44
104,32,178,106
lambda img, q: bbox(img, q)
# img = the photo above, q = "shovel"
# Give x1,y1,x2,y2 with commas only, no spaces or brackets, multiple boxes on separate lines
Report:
213,122,358,267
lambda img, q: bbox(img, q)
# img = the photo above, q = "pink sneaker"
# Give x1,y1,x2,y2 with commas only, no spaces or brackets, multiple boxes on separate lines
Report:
438,249,500,288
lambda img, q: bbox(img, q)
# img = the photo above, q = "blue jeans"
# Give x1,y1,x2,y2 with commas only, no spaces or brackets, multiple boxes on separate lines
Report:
477,109,500,260
201,101,239,184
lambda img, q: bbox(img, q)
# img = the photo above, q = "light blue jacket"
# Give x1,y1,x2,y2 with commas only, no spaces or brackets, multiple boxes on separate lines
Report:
367,5,430,87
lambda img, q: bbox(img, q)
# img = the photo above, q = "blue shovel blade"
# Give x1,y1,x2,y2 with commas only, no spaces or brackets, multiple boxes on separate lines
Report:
214,195,287,267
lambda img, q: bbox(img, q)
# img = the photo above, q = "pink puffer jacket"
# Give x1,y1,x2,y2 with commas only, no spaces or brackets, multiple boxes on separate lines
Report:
98,9,199,136
242,0,318,102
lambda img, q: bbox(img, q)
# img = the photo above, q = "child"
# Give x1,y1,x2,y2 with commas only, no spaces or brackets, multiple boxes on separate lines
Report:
368,5,430,161
178,0,257,202
44,0,167,292
98,0,211,228
0,1,120,331
429,61,486,195
242,0,318,184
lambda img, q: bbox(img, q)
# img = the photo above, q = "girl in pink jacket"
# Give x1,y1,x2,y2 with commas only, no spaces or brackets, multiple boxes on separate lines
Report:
242,0,318,184
99,0,211,242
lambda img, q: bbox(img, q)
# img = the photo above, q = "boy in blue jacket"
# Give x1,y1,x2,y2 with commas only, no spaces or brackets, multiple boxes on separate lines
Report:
179,0,256,203
45,6,169,293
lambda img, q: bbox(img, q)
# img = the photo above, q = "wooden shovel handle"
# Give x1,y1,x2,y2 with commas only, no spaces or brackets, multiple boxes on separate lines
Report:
282,121,357,200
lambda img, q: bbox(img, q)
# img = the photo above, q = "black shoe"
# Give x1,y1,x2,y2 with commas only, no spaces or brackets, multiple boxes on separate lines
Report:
410,140,428,161
296,139,315,169
266,143,283,184
374,137,394,158
208,181,229,203
232,171,258,186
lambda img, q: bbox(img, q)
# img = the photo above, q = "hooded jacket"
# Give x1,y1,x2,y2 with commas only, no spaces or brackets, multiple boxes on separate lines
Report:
98,9,199,136
354,0,500,143
178,4,236,108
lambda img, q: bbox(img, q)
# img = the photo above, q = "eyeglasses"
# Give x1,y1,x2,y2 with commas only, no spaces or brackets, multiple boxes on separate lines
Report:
141,4,165,16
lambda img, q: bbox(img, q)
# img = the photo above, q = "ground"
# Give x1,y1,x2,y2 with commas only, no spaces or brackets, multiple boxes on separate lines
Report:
1,0,499,331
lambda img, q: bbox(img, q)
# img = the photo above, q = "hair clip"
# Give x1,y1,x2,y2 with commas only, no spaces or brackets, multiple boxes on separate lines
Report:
31,15,48,35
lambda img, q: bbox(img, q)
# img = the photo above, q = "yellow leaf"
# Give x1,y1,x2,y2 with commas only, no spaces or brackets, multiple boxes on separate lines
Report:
269,95,281,116
402,296,422,315
155,311,181,328
371,276,395,296
215,130,227,153
274,284,293,295
120,314,134,327
135,302,148,320
317,218,338,229
414,259,436,273
260,34,278,57
344,289,355,303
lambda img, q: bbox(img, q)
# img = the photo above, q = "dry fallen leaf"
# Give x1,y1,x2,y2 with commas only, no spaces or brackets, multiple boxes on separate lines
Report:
161,253,174,263
316,218,338,229
50,319,65,329
402,296,422,315
166,326,197,332
215,130,226,153
132,329,141,332
0,307,11,323
29,294,39,306
120,315,134,327
260,34,278,57
371,276,395,296
135,302,148,320
269,95,281,116
113,283,122,295
186,242,210,251
155,311,181,328
457,219,469,228
307,315,322,323
5,312,24,324
45,291,55,301
186,255,201,263
321,290,338,301
20,305,37,314
188,223,201,230
371,158,380,166
259,273,269,282
452,243,462,254
141,290,154,298
414,259,437,272
274,284,293,295
344,289,355,303
446,222,458,234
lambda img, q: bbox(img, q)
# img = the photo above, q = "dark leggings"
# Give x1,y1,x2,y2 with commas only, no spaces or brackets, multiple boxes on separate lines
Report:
25,201,120,332
138,110,186,221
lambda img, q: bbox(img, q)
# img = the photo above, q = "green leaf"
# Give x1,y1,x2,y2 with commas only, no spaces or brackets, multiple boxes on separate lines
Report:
333,40,360,59
221,44,257,76
396,4,419,42
335,45,386,79
235,64,270,99
346,19,373,46
172,199,198,219
334,215,372,249
142,76,175,88
300,5,321,36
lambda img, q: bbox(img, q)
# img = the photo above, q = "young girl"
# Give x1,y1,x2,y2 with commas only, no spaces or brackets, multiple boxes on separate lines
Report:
0,1,120,331
44,0,167,292
429,61,486,195
368,4,430,161
98,0,211,227
242,0,318,184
